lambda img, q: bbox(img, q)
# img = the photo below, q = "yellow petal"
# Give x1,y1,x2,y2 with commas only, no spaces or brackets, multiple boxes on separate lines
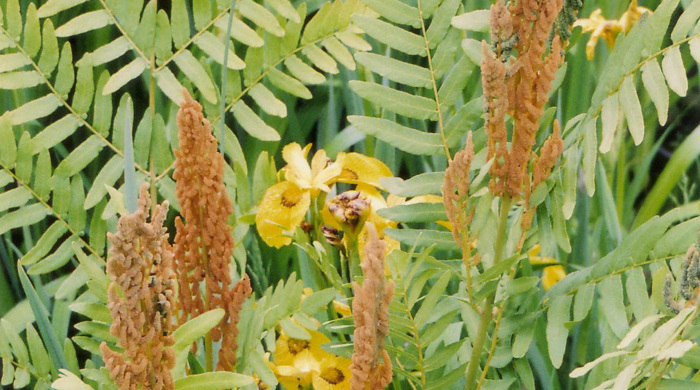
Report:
357,185,396,231
291,349,322,387
333,300,352,317
256,181,311,248
313,356,352,390
321,200,342,230
283,143,313,188
542,265,567,291
387,194,406,207
312,151,343,194
336,152,393,188
406,194,443,204
274,329,331,366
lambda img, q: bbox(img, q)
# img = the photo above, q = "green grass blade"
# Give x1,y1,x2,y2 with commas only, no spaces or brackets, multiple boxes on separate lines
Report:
17,264,68,370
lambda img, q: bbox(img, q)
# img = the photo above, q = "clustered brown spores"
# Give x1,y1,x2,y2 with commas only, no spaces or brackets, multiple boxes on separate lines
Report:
482,0,565,201
173,90,251,368
350,224,394,390
100,184,176,390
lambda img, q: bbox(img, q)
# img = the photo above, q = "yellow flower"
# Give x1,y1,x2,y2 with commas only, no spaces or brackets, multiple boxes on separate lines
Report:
274,329,330,367
542,265,567,291
619,0,652,31
312,356,352,390
528,244,566,290
574,0,651,60
283,143,343,196
336,152,393,189
256,143,343,248
274,329,330,388
273,328,352,389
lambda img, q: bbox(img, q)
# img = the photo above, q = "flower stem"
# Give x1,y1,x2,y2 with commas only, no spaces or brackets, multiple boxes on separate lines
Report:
464,196,511,389
346,235,362,283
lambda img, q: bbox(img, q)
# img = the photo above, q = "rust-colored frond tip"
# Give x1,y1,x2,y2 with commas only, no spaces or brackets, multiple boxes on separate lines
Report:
173,89,248,368
101,183,176,390
482,0,565,200
217,274,253,371
443,133,475,247
350,224,394,390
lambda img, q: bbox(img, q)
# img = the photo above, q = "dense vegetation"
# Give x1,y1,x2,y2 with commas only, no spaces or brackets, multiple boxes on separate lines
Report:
1,0,700,389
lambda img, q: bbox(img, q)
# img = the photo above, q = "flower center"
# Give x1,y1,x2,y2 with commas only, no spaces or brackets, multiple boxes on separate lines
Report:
320,367,345,384
287,339,310,355
280,189,303,208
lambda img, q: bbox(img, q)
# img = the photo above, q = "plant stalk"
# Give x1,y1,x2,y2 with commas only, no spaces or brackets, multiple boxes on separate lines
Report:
465,196,511,389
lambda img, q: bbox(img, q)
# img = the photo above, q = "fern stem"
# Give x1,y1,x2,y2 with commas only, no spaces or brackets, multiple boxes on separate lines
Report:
416,0,452,160
465,196,511,389
220,0,237,156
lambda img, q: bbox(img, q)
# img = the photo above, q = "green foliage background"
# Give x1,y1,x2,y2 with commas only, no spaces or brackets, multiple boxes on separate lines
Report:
0,0,699,389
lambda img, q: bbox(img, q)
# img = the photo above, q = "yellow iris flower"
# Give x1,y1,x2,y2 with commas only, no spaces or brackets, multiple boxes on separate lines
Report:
575,0,652,60
256,144,395,248
273,329,352,389
256,143,343,248
528,244,567,291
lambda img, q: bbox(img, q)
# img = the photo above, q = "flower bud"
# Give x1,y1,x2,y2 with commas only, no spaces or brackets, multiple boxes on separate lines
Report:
322,226,344,247
327,191,370,237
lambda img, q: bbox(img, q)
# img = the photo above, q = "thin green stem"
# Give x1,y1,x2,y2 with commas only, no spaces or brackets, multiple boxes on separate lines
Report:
347,235,362,283
220,0,237,156
416,0,452,160
465,196,511,389
148,0,158,207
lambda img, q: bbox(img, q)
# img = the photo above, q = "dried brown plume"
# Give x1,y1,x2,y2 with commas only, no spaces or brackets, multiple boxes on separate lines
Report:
173,89,251,367
482,0,565,200
443,134,476,293
350,224,394,390
217,275,252,371
100,184,176,390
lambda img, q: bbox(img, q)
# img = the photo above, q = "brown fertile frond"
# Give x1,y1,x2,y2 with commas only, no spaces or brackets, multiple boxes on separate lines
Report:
217,274,253,371
443,133,475,248
350,224,394,390
533,120,564,191
100,183,176,390
482,41,509,197
173,89,235,343
482,0,565,200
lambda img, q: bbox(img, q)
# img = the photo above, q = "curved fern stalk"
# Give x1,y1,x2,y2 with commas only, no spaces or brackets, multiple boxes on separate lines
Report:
562,0,700,200
346,0,482,157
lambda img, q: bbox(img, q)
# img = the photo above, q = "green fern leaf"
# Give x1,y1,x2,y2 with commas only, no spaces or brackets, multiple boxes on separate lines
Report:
348,116,444,155
173,50,218,103
55,10,113,37
102,57,148,95
352,14,425,56
31,115,82,154
0,70,43,89
22,4,41,58
8,95,61,125
37,0,91,18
